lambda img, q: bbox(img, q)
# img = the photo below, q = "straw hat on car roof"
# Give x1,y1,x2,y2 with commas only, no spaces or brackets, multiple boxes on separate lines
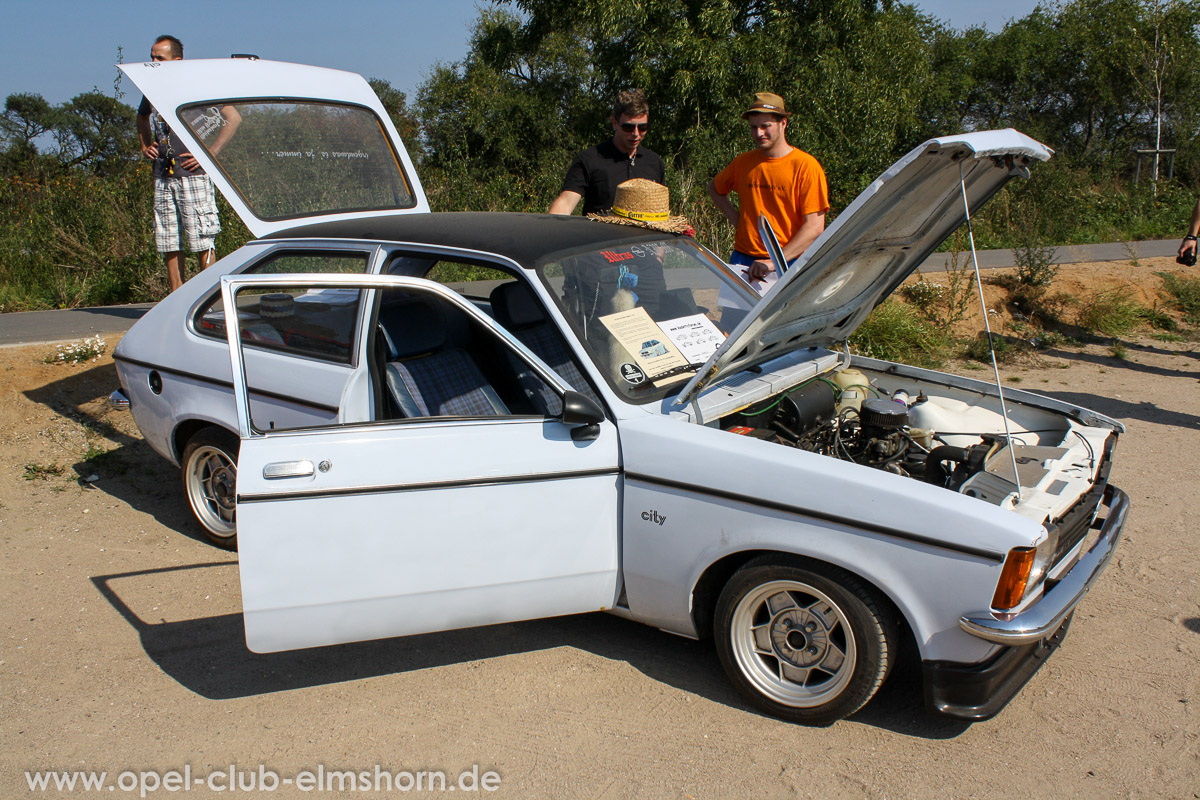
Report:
587,179,692,234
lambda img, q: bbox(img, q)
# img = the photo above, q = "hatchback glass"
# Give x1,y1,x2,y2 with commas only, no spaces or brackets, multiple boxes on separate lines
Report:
178,100,416,220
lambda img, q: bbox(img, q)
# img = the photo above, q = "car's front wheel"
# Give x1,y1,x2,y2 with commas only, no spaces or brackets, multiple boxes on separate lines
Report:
181,427,239,550
714,558,896,725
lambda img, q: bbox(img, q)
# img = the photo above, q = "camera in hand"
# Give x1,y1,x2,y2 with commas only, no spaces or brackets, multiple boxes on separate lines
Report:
1179,248,1197,267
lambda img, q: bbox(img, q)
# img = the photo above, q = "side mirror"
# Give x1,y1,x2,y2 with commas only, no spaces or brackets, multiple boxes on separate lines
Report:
561,391,604,441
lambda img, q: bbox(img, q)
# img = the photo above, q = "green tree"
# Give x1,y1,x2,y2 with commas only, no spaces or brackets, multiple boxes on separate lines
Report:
0,93,61,175
0,90,138,177
55,91,139,174
416,6,605,210
1119,0,1200,181
416,0,946,216
953,0,1200,175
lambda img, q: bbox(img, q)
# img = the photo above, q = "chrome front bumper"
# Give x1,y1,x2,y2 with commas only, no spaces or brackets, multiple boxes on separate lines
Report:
960,484,1128,645
109,388,130,410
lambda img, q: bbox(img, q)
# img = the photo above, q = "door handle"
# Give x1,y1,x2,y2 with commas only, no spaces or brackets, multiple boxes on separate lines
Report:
263,460,315,479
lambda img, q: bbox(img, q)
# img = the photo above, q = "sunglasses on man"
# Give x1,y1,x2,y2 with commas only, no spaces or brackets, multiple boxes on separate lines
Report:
619,122,649,133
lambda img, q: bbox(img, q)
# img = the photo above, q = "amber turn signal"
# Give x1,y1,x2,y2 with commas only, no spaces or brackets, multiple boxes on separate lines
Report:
992,547,1037,611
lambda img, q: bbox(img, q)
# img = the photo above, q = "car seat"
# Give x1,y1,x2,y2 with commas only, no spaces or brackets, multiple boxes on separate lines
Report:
379,295,509,418
489,282,602,408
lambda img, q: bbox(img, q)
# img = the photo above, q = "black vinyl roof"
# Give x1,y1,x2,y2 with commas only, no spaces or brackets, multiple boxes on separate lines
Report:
262,211,676,267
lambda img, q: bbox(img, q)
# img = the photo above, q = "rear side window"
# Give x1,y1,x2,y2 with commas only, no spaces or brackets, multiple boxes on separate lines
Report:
194,251,370,363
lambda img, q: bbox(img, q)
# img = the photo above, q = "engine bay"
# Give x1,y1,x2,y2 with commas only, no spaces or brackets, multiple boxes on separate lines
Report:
718,366,1114,526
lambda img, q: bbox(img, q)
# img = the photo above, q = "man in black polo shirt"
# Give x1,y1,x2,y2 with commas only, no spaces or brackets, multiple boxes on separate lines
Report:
548,89,666,215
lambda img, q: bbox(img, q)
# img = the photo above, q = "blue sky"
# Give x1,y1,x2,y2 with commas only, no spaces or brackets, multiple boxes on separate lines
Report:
1,1,1042,106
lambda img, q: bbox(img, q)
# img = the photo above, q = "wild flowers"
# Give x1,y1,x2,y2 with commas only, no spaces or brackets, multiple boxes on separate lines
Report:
45,334,107,364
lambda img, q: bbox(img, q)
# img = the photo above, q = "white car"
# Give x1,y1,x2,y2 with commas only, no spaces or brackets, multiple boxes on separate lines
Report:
113,59,1127,725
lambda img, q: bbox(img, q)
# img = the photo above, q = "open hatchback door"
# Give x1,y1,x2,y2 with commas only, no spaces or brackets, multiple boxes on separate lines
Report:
119,58,428,237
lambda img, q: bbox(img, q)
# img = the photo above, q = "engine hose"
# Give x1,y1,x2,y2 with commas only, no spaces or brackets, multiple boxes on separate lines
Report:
771,419,801,440
924,445,971,487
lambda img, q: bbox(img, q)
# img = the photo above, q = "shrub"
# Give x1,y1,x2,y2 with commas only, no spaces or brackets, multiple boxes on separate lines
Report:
898,277,945,315
899,231,973,328
849,299,954,369
1075,286,1144,336
1137,305,1178,331
939,238,975,328
1012,242,1058,287
1155,271,1200,325
965,330,1026,364
1032,329,1073,349
0,166,250,311
44,334,107,364
23,462,64,480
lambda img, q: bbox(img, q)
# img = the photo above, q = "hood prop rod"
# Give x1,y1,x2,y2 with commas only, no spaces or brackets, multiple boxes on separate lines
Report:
959,160,1023,503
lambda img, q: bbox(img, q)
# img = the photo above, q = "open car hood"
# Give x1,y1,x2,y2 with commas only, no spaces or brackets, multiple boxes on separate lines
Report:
676,129,1052,406
119,58,428,238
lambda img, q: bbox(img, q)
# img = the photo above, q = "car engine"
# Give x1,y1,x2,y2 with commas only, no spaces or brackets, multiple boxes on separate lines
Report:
722,378,975,486
719,367,1113,525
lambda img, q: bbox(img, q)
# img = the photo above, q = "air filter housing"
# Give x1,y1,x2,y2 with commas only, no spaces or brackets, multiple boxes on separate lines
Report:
860,398,908,431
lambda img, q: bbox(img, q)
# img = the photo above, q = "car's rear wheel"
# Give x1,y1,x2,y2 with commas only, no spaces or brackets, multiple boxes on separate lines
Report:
181,427,239,550
714,558,896,725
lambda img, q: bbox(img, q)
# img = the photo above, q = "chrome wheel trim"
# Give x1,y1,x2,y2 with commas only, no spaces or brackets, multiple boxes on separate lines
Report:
729,579,857,708
185,445,237,538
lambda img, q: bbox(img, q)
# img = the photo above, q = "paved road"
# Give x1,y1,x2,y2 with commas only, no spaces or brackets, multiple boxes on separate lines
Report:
915,238,1179,272
0,302,155,348
0,239,1182,347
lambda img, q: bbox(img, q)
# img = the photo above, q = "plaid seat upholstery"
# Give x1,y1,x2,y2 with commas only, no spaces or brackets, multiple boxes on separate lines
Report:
490,282,602,409
385,352,508,417
380,295,509,418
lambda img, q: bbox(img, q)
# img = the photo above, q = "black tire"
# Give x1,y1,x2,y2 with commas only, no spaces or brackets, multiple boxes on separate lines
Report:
714,557,897,725
180,427,239,550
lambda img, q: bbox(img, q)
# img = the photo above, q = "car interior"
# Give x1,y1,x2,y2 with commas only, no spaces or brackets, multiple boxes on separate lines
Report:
210,248,606,425
488,281,602,408
372,284,594,422
369,252,604,421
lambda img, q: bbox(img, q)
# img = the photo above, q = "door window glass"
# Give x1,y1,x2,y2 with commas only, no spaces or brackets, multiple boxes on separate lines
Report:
194,251,369,364
397,257,603,407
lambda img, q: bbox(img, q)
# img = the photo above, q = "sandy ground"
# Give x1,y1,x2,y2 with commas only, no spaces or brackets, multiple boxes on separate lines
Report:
1,260,1197,799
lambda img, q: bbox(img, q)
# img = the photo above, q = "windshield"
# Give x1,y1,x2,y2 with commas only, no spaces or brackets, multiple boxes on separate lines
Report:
177,100,416,221
536,237,759,403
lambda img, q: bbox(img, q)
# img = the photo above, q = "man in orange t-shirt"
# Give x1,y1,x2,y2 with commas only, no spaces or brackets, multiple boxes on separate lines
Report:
707,92,829,293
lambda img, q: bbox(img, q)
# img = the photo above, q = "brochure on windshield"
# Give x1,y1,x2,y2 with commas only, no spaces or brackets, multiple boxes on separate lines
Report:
659,313,727,365
599,307,726,386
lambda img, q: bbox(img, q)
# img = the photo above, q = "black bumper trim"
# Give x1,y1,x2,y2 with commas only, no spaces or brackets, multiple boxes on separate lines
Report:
923,613,1073,721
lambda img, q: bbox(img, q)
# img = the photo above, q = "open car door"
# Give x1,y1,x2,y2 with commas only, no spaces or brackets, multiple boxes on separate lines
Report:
119,58,428,237
222,273,621,653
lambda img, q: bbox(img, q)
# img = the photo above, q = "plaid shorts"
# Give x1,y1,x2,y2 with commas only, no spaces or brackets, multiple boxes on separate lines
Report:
153,175,220,253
